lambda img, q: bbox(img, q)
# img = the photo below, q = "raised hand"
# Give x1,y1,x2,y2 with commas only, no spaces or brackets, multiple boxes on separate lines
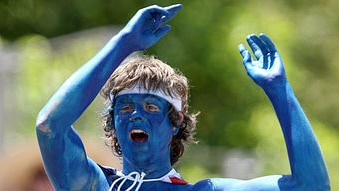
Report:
121,4,182,51
238,33,287,91
234,33,330,191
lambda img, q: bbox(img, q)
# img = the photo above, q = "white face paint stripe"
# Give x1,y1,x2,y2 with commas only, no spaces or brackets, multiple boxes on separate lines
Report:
111,84,182,111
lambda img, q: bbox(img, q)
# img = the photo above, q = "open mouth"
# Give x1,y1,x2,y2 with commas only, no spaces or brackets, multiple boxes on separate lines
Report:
129,129,149,143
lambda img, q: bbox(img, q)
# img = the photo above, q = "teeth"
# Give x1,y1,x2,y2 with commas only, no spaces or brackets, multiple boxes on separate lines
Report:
131,129,146,134
129,129,149,142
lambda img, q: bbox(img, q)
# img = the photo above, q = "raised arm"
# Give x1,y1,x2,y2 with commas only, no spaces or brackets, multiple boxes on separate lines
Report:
35,4,182,190
235,34,330,191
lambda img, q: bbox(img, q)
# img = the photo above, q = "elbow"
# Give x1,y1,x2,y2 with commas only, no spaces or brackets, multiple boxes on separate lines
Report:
302,176,331,191
319,179,331,191
313,182,331,191
35,110,53,136
282,174,330,191
324,184,331,191
315,167,331,191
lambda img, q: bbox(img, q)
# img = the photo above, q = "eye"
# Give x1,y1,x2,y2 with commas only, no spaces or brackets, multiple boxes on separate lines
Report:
144,103,160,112
120,104,134,113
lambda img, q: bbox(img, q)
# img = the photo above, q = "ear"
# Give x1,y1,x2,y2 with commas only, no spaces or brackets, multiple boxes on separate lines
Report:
178,112,184,123
172,112,184,136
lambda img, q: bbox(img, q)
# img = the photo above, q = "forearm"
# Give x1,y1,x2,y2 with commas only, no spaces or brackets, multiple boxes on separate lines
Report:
36,31,133,131
265,82,330,190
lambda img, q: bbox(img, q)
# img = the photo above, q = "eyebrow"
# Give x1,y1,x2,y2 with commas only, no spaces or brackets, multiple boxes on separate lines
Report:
144,95,167,104
115,94,168,106
116,96,133,103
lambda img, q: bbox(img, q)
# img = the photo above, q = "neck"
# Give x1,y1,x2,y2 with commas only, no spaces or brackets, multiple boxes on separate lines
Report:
121,150,173,178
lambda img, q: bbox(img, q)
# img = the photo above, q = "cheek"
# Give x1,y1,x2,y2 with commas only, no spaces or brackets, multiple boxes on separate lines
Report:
154,117,173,139
150,115,165,126
147,111,170,126
114,109,129,126
114,114,129,136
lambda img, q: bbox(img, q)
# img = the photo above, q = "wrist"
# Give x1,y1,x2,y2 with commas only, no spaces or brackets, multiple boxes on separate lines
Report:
263,80,289,97
108,31,138,58
116,29,141,53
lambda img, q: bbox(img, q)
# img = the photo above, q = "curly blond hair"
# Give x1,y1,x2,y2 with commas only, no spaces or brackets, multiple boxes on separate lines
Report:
100,53,198,165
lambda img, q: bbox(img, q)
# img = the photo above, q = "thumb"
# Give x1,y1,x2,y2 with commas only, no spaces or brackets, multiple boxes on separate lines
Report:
154,25,171,39
238,44,253,69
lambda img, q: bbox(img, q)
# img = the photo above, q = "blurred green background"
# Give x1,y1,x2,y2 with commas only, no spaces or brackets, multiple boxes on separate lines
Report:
0,0,338,190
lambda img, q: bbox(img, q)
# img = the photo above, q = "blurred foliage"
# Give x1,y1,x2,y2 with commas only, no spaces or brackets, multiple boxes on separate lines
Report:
1,0,339,189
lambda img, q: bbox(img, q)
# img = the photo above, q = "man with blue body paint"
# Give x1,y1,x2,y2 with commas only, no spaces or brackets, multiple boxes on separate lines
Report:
36,4,330,191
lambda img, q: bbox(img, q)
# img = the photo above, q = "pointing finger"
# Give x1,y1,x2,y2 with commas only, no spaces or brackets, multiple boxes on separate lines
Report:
161,4,183,24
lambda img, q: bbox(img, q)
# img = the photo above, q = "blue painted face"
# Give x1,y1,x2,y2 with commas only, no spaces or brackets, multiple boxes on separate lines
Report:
114,93,174,166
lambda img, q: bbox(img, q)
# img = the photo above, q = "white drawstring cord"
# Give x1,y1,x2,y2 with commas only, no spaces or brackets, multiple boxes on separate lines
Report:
109,171,156,191
108,168,184,191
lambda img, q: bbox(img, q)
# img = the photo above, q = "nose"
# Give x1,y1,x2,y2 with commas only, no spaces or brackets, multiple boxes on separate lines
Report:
129,109,144,122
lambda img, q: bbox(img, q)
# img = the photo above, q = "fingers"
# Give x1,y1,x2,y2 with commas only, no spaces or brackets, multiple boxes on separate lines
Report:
238,44,248,60
246,33,278,55
259,33,277,52
154,25,172,39
164,4,183,13
246,34,269,60
238,44,253,69
150,4,182,30
145,4,182,23
144,4,182,33
161,4,183,23
244,33,279,69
